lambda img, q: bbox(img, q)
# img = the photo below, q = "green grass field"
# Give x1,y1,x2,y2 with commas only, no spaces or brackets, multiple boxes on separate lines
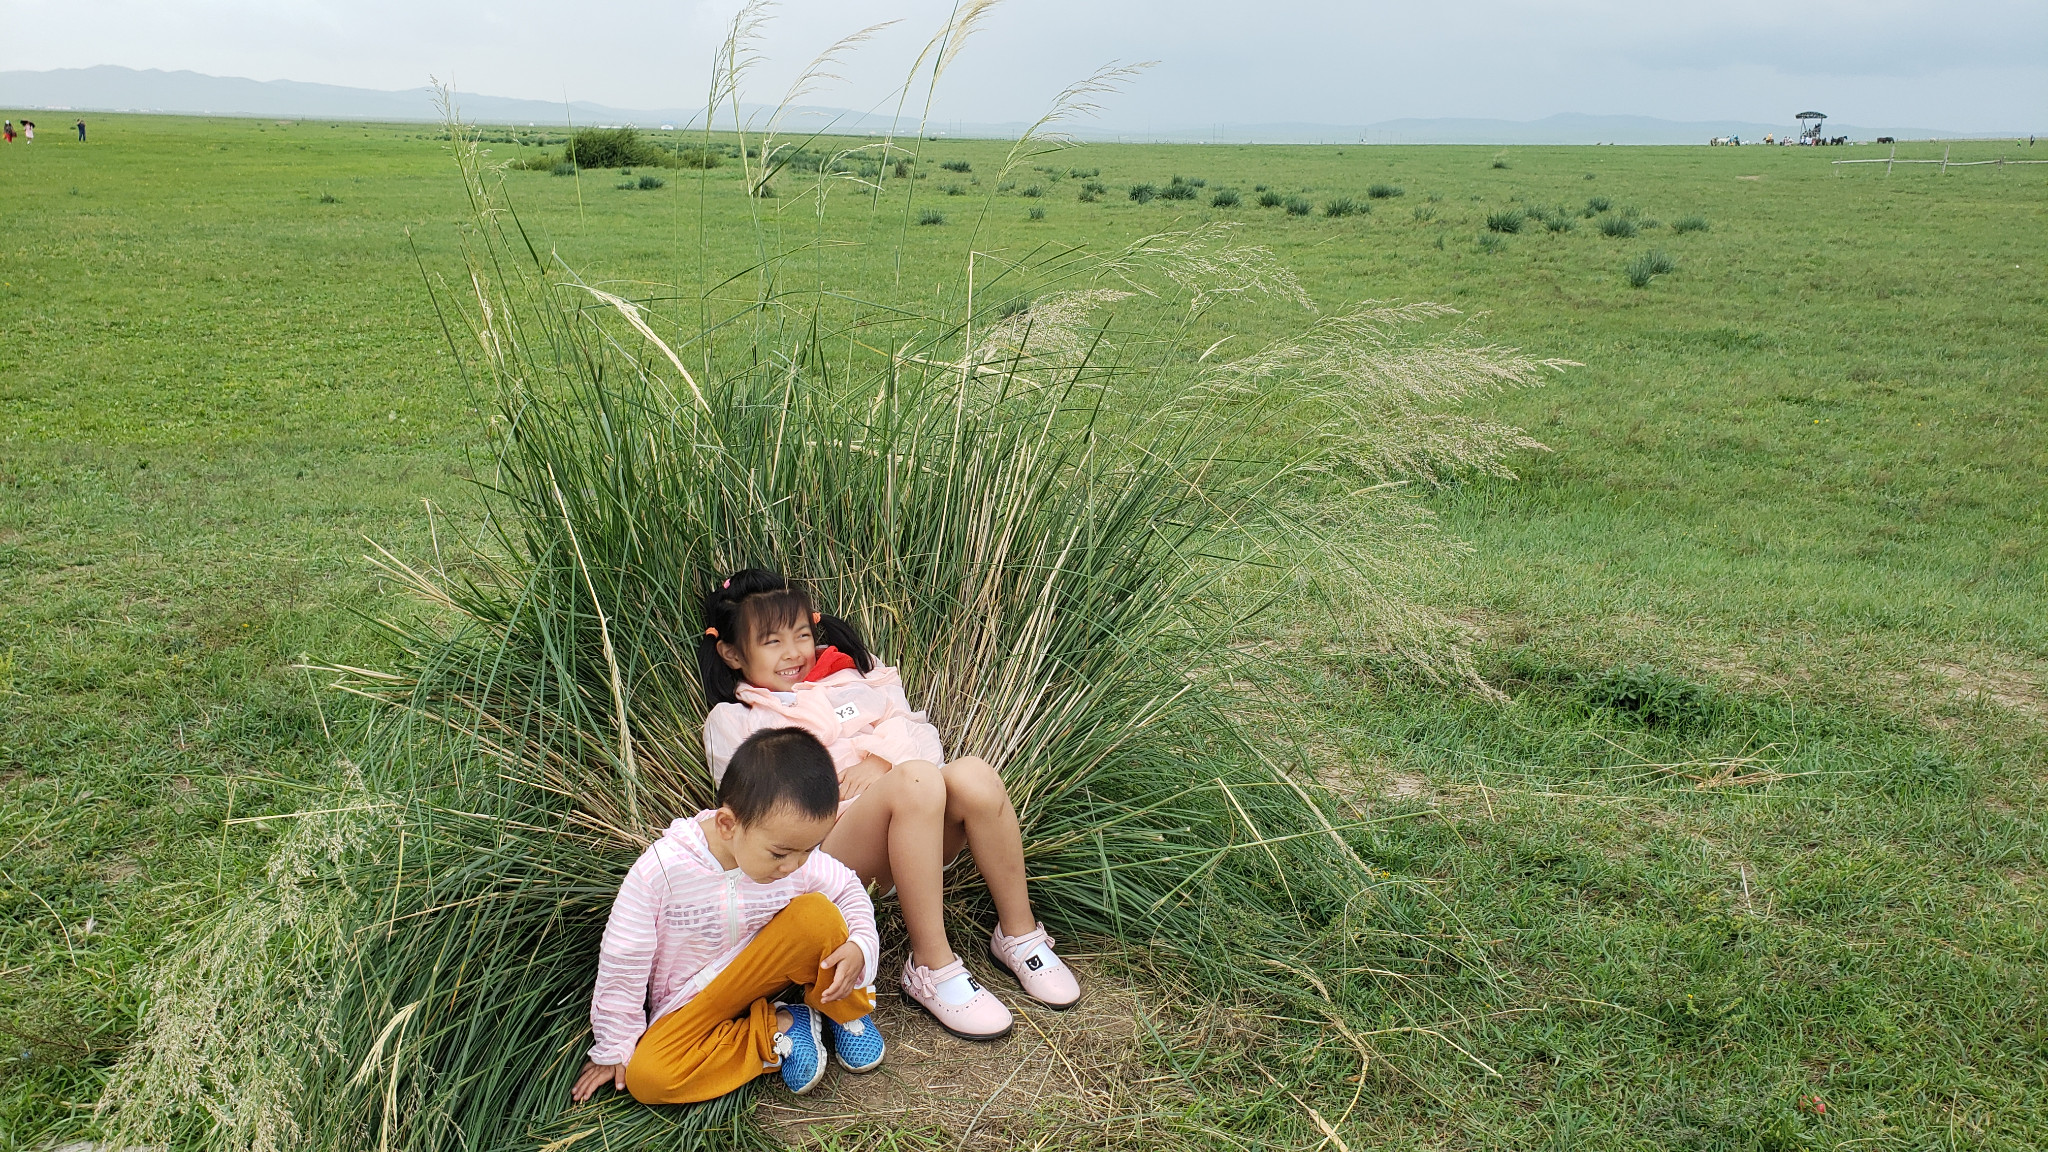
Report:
3,114,2044,1149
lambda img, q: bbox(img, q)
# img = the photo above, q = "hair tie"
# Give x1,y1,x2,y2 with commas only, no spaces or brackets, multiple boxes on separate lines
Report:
812,611,822,625
722,578,730,589
704,626,719,639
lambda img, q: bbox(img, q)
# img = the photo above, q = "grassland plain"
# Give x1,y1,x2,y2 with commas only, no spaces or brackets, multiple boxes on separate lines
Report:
1,114,2044,1149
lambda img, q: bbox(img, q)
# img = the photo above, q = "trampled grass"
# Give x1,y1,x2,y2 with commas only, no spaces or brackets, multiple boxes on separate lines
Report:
3,117,2045,1150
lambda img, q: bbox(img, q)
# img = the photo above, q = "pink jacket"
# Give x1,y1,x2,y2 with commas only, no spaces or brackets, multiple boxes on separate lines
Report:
703,660,947,786
586,812,879,1066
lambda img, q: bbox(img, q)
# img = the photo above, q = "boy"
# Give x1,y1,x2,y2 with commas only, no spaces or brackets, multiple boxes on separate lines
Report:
573,727,885,1103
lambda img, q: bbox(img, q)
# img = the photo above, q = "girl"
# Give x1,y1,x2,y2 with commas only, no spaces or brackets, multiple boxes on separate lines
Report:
699,569,1081,1040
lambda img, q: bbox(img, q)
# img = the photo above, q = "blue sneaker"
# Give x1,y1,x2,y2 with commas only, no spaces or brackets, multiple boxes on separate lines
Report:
772,1003,827,1094
825,1011,886,1073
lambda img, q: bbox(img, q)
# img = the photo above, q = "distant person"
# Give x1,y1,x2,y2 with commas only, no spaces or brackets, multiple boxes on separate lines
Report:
77,119,86,142
2,122,13,144
21,120,33,143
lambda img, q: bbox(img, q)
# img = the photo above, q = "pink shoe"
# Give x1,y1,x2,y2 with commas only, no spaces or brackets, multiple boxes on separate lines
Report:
900,956,1013,1041
989,922,1082,1009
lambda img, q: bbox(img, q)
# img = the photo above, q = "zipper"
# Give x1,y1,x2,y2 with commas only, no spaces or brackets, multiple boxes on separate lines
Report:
724,870,742,948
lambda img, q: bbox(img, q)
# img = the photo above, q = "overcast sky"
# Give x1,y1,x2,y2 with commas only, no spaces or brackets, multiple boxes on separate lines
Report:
5,0,2042,131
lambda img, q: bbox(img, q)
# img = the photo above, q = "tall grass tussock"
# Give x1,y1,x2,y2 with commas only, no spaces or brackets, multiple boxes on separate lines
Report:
96,15,1567,1151
1600,214,1640,238
1626,249,1677,286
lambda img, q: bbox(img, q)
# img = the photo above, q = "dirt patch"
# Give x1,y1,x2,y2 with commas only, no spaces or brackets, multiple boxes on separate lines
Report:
759,948,1182,1149
1920,661,2044,718
1383,773,1431,802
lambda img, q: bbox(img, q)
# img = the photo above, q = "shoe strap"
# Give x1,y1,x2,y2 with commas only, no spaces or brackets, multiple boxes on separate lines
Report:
904,957,983,1007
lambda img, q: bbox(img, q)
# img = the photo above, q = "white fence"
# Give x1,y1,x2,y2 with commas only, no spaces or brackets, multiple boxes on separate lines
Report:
1834,144,2048,174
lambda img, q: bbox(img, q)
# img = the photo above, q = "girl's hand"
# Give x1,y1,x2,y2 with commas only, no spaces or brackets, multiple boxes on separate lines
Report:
838,754,892,803
572,1059,627,1103
818,940,866,1002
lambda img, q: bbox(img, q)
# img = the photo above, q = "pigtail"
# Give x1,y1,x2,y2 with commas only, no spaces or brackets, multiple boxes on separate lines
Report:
815,613,875,674
696,630,743,707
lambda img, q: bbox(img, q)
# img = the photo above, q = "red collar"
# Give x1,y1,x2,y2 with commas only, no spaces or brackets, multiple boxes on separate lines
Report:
804,646,856,682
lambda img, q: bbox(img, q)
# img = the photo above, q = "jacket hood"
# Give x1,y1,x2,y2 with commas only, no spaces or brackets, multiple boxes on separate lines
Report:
734,661,901,709
661,811,726,875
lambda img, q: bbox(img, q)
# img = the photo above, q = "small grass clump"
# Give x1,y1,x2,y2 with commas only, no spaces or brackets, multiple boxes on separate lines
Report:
1129,183,1158,203
1283,195,1313,216
942,183,965,196
1478,232,1508,253
1211,187,1241,208
1367,183,1404,199
940,159,971,172
1542,212,1575,233
1673,215,1710,234
636,174,664,190
1582,664,1718,729
1021,185,1043,198
317,192,339,204
550,162,576,177
1600,214,1640,238
1584,195,1613,216
1485,209,1526,234
1027,205,1046,220
1412,204,1437,222
1491,152,1510,169
675,149,722,170
1324,196,1362,218
916,207,945,226
1258,189,1284,208
1625,249,1677,286
1159,181,1199,201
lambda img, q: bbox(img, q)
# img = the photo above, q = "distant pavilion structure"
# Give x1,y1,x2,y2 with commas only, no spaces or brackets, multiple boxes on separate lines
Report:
1796,111,1828,143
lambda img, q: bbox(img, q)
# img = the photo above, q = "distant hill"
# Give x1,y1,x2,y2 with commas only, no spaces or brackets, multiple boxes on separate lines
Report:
0,65,1992,143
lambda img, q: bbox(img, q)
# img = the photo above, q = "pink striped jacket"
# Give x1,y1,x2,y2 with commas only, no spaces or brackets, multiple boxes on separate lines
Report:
586,812,879,1066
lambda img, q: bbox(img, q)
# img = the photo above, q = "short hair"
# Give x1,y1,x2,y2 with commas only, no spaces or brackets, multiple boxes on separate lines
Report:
719,728,840,825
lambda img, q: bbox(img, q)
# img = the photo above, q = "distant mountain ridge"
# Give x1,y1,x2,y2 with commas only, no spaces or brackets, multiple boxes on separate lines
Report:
0,65,1989,143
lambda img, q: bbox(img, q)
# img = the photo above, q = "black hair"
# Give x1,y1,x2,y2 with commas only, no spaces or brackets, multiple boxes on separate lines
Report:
718,728,840,824
696,567,874,706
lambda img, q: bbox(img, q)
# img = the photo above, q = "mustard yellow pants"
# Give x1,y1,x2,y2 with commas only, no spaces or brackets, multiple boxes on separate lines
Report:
624,892,876,1104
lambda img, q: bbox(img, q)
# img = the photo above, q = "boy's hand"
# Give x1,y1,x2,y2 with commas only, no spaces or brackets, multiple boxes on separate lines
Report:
819,940,866,1002
838,755,891,802
571,1059,627,1103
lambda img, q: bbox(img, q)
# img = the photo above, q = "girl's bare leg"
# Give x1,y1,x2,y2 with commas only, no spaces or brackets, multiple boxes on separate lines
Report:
940,757,1038,938
821,759,955,969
